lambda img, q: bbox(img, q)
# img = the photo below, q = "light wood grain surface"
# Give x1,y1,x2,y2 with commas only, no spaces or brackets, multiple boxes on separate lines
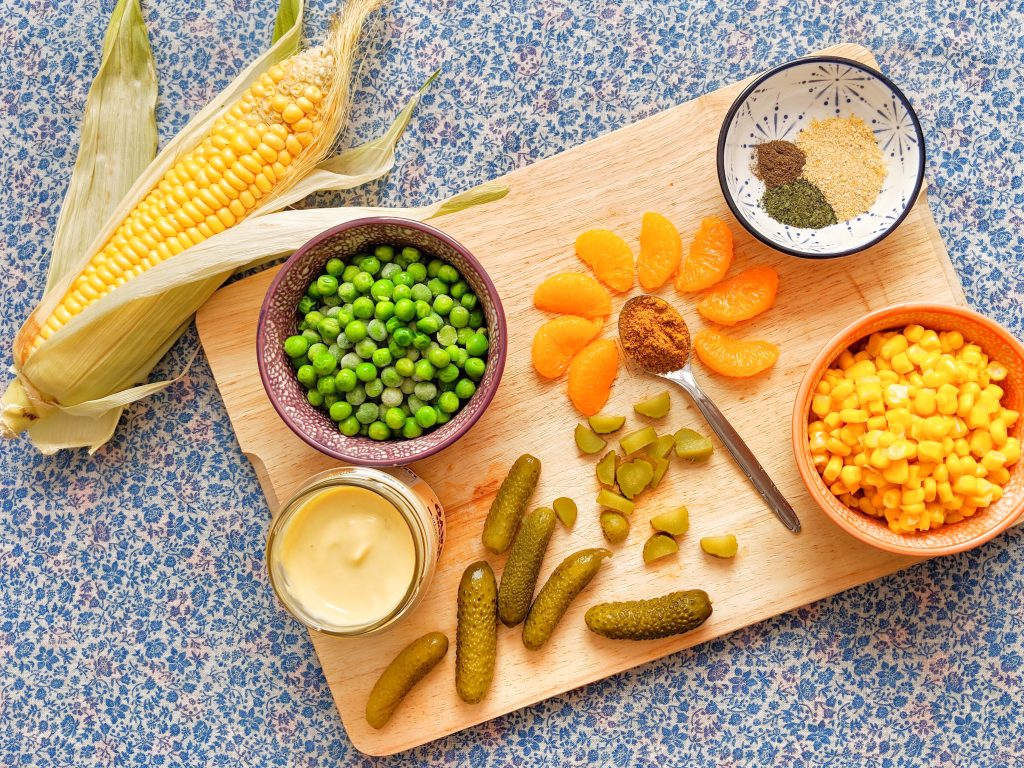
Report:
196,43,970,756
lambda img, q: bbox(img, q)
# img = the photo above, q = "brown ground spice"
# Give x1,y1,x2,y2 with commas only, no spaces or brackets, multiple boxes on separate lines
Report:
753,140,806,188
618,295,690,374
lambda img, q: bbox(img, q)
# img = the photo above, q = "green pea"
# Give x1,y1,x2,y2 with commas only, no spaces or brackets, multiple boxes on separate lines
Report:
338,282,358,303
321,293,341,308
307,389,324,407
438,391,460,414
461,291,480,310
306,281,322,299
449,280,468,299
351,272,372,294
335,368,357,392
415,406,438,428
464,357,486,380
427,278,447,297
410,283,432,303
466,332,489,356
412,333,432,351
317,376,337,396
374,300,395,321
381,263,401,280
290,356,306,370
342,265,361,283
402,417,423,438
339,416,360,436
414,382,438,401
453,348,470,368
427,347,450,368
296,364,317,388
352,296,374,319
301,328,321,344
325,257,345,277
414,300,432,319
363,421,388,441
401,378,416,395
297,295,316,315
414,359,436,381
437,264,459,284
468,310,484,328
323,394,339,408
354,402,379,425
407,262,427,282
384,407,407,430
371,279,395,301
329,401,353,422
385,317,404,335
392,284,412,301
438,363,460,383
381,366,402,388
355,339,377,359
437,325,458,347
366,379,385,398
313,352,338,376
432,295,455,316
374,245,395,262
456,327,475,346
372,348,392,368
344,320,367,343
435,410,450,426
381,387,404,408
336,308,354,329
395,358,415,378
359,256,381,275
455,378,477,399
407,395,425,413
284,335,309,358
387,340,405,360
393,271,414,287
305,310,325,328
426,259,443,278
355,361,378,383
417,316,441,335
401,246,421,263
306,342,327,362
315,274,338,296
367,319,388,342
317,318,341,342
345,385,367,405
340,352,361,370
394,298,416,322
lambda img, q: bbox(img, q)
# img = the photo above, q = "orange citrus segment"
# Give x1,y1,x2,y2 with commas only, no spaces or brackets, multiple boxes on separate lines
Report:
567,338,619,415
575,229,634,293
638,212,681,290
693,329,779,378
675,215,734,292
696,265,779,325
531,316,604,379
533,272,613,318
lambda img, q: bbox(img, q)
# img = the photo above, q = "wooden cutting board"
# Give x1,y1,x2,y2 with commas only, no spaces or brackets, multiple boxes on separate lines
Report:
196,43,971,755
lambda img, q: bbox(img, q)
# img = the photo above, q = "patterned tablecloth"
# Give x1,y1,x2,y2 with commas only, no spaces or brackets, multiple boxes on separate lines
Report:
2,1,1022,765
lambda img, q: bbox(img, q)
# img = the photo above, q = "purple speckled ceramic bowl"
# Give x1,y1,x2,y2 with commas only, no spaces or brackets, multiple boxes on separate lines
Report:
257,217,506,466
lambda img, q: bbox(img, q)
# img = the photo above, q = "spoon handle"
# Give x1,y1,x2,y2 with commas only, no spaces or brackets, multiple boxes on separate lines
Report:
665,372,801,533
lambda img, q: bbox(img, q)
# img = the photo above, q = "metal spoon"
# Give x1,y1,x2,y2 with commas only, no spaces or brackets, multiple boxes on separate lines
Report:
619,296,800,533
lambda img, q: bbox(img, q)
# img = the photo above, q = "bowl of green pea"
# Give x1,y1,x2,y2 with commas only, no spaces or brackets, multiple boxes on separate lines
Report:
257,217,506,466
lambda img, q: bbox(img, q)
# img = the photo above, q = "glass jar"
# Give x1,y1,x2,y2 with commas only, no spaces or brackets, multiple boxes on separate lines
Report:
266,466,445,637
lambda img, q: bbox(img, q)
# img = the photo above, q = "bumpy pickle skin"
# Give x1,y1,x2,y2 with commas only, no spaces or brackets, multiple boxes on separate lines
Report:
522,548,611,650
498,508,557,627
365,631,449,729
482,454,542,554
585,590,713,640
456,561,498,704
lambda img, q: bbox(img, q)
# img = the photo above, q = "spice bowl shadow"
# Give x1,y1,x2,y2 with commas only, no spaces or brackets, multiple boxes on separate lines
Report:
717,55,926,259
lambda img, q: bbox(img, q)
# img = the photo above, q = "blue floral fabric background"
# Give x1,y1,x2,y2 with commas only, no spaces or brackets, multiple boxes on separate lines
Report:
2,0,1023,765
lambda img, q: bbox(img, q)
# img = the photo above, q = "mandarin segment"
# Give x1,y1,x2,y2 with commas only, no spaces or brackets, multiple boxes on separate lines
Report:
533,272,613,318
531,316,604,379
567,339,619,415
675,215,734,292
693,329,779,378
697,265,779,325
638,212,682,290
575,229,634,293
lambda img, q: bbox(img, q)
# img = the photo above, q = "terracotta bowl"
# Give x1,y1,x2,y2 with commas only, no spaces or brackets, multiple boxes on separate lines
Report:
792,303,1024,556
257,217,506,466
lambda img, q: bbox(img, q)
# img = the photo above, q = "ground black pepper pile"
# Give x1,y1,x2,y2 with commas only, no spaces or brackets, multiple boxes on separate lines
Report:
753,140,805,188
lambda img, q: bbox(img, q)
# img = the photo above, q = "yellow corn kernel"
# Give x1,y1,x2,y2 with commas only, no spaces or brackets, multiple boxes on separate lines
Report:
863,470,886,488
986,360,1008,382
923,477,937,502
881,487,901,509
880,334,909,359
953,438,970,458
882,460,909,485
917,440,944,464
855,380,883,404
1001,409,1020,426
990,467,1010,485
823,412,841,429
885,408,913,432
969,430,993,458
980,450,1006,473
936,481,955,503
823,455,843,484
940,330,964,352
808,432,829,454
878,369,900,384
913,388,937,416
950,417,970,438
933,464,949,483
965,405,990,430
845,359,877,381
891,352,914,374
866,416,888,431
811,394,831,418
935,383,959,415
901,502,926,516
961,345,982,366
830,379,855,403
839,408,869,424
869,447,891,469
825,437,851,457
906,344,929,367
829,480,848,497
839,424,865,445
853,452,868,468
883,383,911,408
886,438,916,461
901,487,925,505
1002,437,1020,464
865,333,886,357
840,465,862,490
919,329,940,350
812,453,829,470
989,418,1007,446
953,475,977,495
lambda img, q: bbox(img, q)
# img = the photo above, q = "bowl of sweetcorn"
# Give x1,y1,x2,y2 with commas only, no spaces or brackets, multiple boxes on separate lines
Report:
792,303,1024,556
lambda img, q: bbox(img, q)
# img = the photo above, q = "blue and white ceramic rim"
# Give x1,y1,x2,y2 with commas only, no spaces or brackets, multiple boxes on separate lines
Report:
717,56,927,259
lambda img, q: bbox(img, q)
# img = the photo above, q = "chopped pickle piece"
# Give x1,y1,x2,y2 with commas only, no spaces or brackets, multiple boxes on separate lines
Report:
588,414,626,434
552,497,577,528
700,534,738,558
616,459,653,500
650,457,670,489
575,423,607,454
619,426,658,455
675,428,714,461
596,488,635,515
650,506,690,536
642,533,679,563
596,451,617,486
649,434,676,460
634,391,671,418
600,511,630,544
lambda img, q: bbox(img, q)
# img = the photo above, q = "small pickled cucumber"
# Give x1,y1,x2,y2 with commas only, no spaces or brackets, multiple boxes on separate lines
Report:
700,534,738,558
588,414,626,434
575,423,607,454
620,426,658,455
616,459,653,500
675,428,714,461
596,451,617,486
552,497,577,528
650,457,670,489
482,454,541,554
634,391,671,418
600,510,630,544
365,631,449,728
456,561,498,703
650,506,690,536
596,488,634,515
498,507,556,627
649,434,676,460
642,533,679,563
584,589,713,640
522,548,611,650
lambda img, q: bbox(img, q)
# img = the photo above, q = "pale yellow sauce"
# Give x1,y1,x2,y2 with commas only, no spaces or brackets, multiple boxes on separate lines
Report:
276,485,416,628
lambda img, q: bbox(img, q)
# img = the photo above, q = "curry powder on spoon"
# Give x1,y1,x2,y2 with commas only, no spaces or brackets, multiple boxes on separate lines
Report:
618,295,690,374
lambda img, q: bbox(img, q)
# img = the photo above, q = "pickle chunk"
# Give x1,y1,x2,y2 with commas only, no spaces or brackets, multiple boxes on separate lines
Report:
456,561,498,704
522,548,611,650
700,534,738,558
588,414,626,434
366,631,449,728
575,423,607,454
616,459,653,499
634,391,671,418
675,428,714,461
649,434,676,460
596,451,617,486
600,510,630,544
552,497,577,528
650,457,670,489
596,488,634,515
482,454,541,554
650,506,690,536
642,533,679,563
585,590,713,640
499,508,556,627
620,426,658,455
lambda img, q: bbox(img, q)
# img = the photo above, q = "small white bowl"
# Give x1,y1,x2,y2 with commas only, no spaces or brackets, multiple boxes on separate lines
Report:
717,56,926,259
